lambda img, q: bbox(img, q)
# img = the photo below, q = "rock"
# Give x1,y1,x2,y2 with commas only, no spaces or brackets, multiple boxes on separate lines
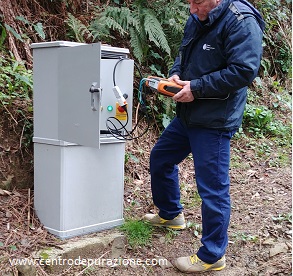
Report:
34,231,121,274
111,235,126,258
16,264,36,276
159,236,165,243
269,243,288,257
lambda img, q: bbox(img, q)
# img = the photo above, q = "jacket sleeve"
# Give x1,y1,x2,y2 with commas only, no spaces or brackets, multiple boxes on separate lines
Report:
190,16,264,99
169,56,181,78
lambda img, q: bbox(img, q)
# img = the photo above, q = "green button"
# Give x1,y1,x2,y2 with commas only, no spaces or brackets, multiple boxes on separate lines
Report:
107,105,113,111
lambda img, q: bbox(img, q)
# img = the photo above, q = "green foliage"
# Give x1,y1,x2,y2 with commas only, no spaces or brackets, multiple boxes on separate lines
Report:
9,245,18,251
256,0,292,78
164,228,180,242
152,95,176,129
232,136,291,168
242,103,289,138
242,77,292,142
0,24,7,48
4,17,45,43
4,24,23,42
186,222,202,237
0,56,32,105
0,54,33,147
120,219,153,248
272,212,292,223
91,4,168,64
15,16,45,40
90,0,188,68
243,104,274,133
189,190,202,208
150,0,189,67
232,232,259,243
88,11,113,43
65,13,92,42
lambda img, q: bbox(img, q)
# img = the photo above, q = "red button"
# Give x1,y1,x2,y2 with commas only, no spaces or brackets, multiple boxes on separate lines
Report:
118,106,125,113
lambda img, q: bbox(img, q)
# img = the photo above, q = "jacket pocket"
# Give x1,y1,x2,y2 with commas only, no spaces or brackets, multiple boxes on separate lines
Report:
186,99,228,128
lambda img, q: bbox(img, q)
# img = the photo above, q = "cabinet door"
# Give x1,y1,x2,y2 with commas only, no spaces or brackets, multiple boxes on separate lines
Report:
58,43,101,148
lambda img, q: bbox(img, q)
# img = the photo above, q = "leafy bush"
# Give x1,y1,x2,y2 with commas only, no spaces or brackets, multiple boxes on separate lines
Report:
0,54,33,147
0,56,32,105
242,103,290,139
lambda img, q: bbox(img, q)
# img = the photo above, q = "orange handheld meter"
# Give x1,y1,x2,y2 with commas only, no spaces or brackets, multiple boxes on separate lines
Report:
146,76,183,97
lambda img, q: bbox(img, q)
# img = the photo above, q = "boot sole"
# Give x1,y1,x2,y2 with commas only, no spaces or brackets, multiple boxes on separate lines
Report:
210,264,226,271
151,223,186,230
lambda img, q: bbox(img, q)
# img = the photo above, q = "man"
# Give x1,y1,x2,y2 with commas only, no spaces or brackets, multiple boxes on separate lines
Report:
143,0,265,273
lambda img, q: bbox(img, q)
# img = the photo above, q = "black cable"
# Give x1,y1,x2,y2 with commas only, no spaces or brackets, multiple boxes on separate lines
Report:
107,57,151,141
106,106,150,141
113,56,129,87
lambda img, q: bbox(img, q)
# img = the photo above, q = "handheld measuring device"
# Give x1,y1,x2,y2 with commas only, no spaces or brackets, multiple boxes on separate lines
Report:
146,76,182,97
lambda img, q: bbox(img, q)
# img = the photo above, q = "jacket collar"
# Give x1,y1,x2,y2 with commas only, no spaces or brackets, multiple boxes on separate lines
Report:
191,0,264,30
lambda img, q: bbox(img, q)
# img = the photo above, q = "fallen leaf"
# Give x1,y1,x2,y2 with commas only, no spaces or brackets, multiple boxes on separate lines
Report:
0,189,12,196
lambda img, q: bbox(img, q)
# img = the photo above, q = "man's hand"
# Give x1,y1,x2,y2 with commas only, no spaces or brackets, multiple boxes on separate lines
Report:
168,75,194,102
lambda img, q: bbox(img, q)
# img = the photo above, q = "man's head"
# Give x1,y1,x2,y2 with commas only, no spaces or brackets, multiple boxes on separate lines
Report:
188,0,222,21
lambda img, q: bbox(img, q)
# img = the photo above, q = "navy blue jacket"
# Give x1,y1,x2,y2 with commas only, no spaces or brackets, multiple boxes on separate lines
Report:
169,0,265,131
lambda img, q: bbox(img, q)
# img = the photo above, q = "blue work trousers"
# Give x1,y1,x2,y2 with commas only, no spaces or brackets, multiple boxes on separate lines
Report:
150,117,236,263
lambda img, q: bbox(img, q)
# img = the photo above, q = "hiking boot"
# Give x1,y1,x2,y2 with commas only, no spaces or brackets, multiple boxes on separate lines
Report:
143,213,186,230
174,254,226,273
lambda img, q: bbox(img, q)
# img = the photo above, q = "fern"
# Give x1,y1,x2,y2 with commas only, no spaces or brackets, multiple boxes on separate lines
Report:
89,0,189,69
100,15,127,36
88,20,113,42
65,13,92,43
90,1,176,64
142,10,170,55
130,28,144,64
100,6,140,34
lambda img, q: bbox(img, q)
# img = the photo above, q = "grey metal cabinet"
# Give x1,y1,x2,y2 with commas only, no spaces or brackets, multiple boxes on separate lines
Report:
32,41,134,238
